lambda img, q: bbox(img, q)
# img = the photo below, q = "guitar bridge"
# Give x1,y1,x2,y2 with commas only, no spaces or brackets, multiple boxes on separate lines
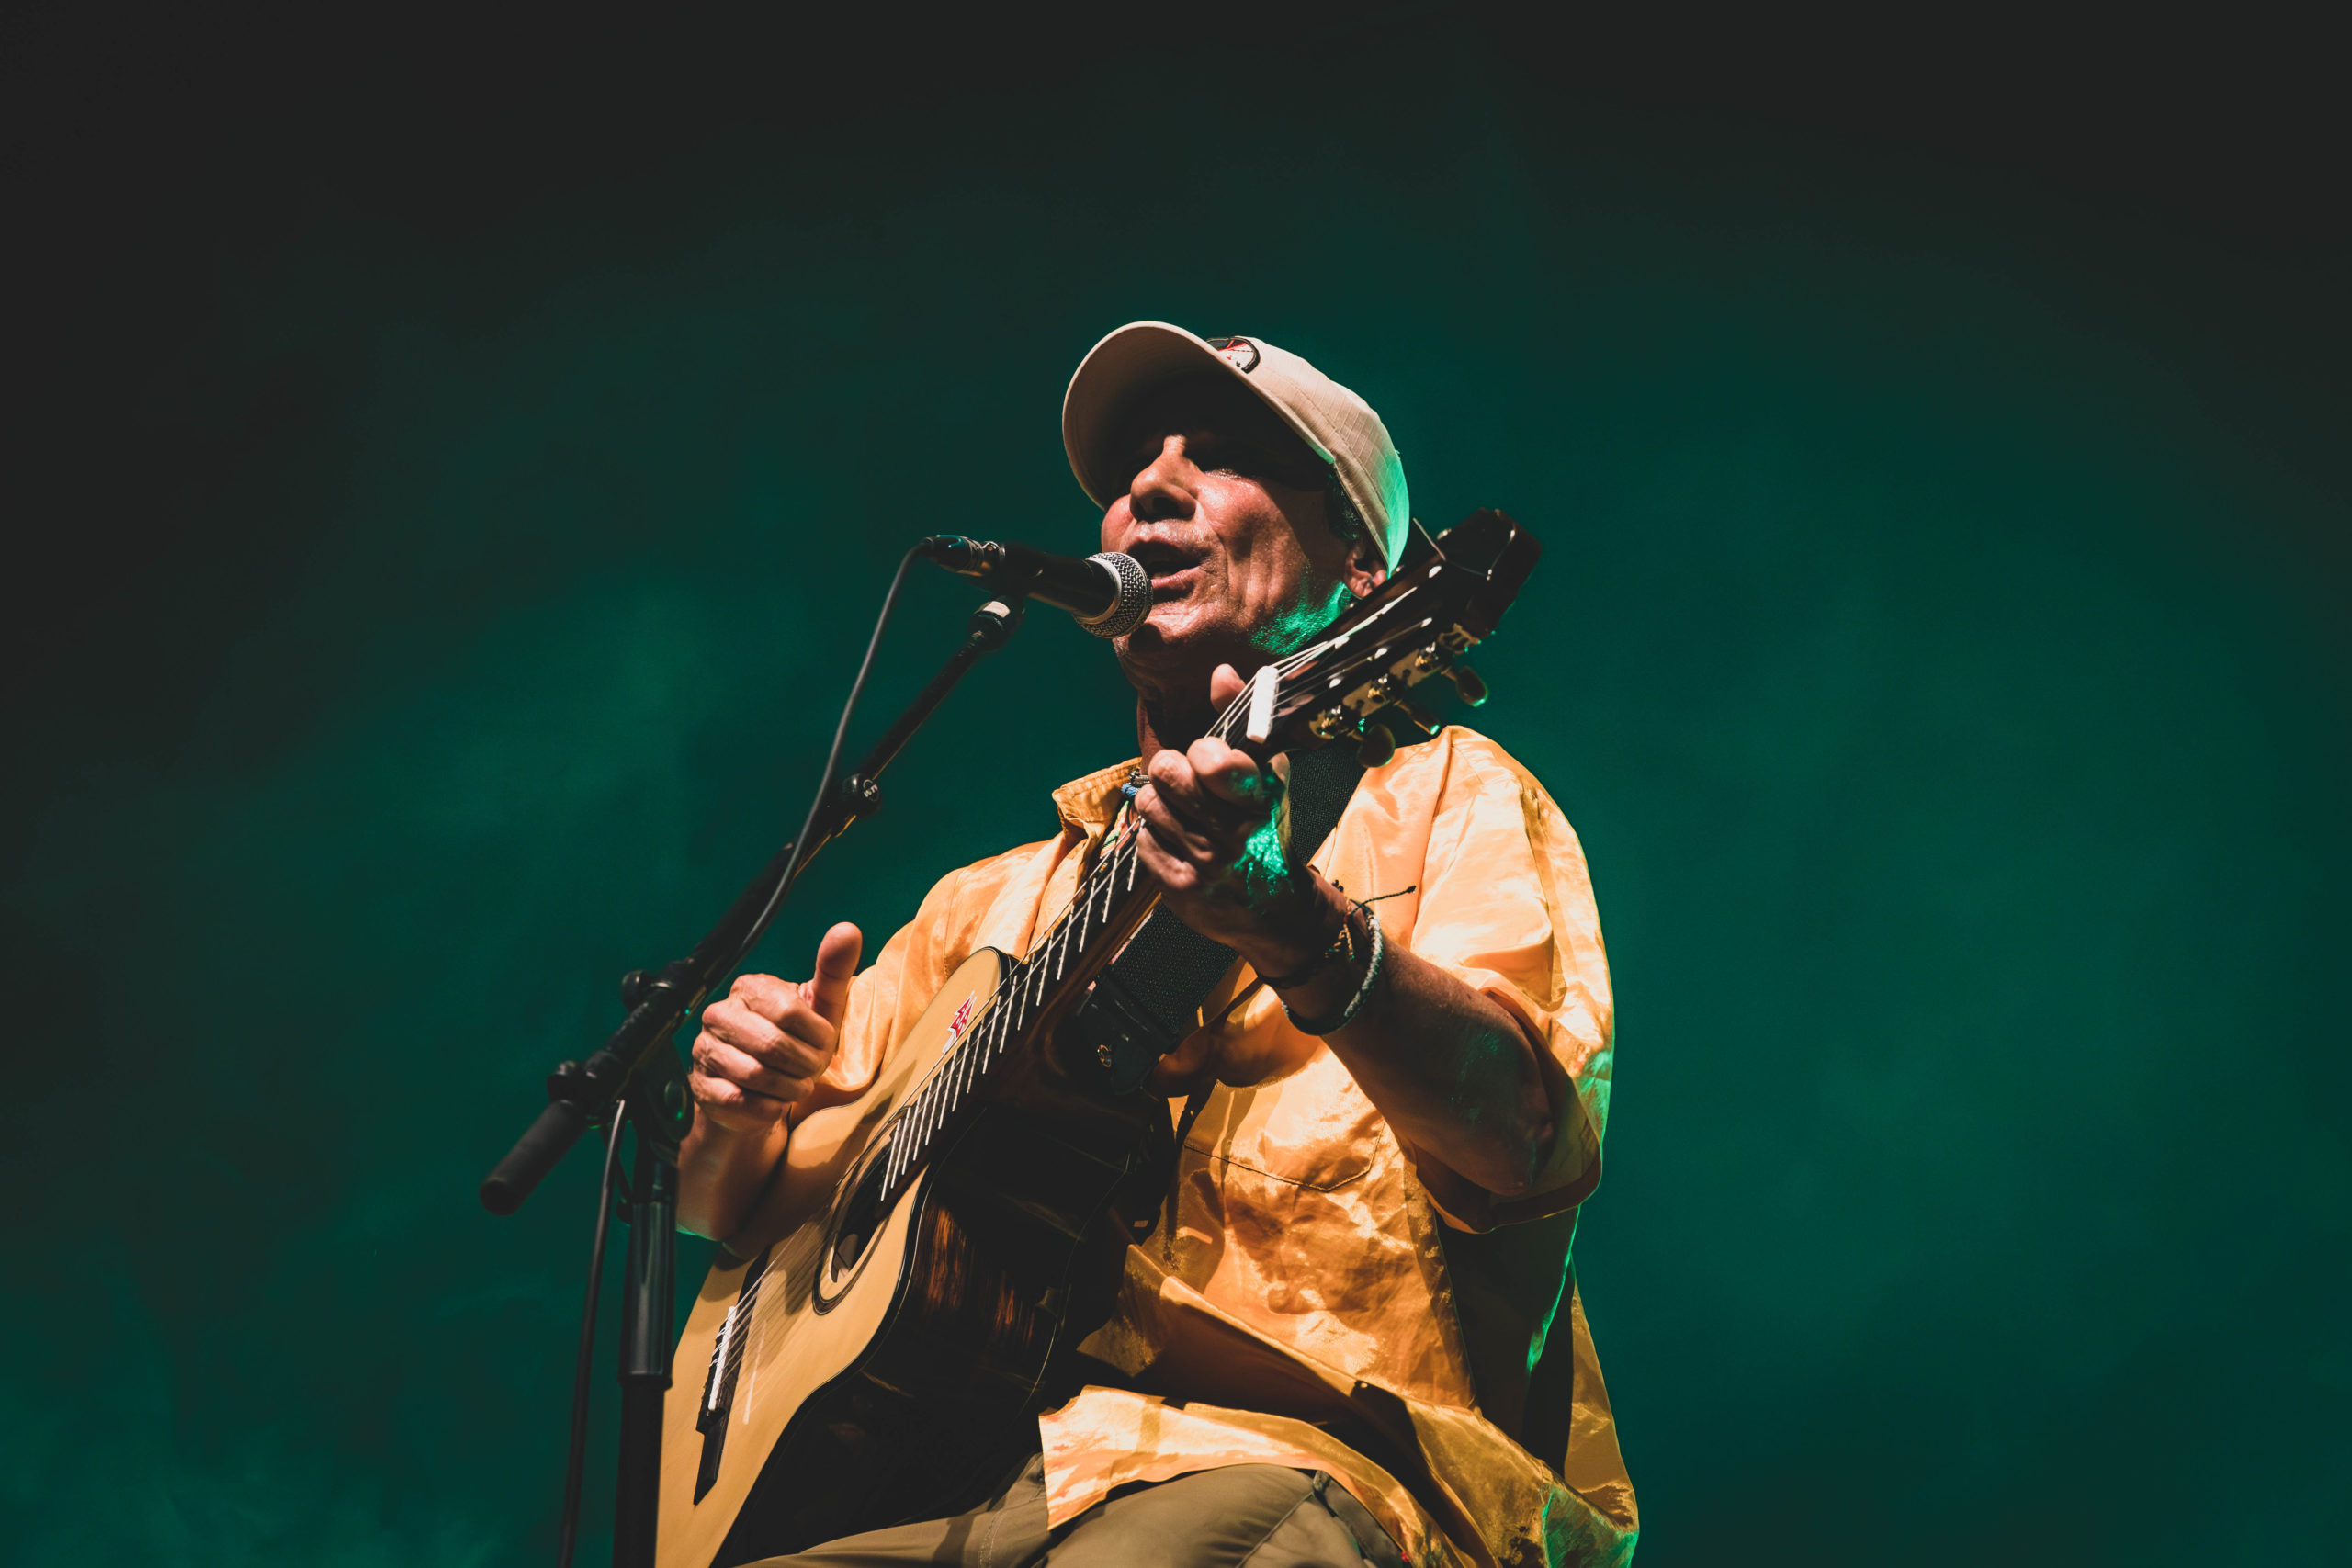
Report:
694,1245,774,1501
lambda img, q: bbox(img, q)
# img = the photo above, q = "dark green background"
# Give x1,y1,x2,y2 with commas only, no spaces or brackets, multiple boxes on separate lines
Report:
6,10,2345,1564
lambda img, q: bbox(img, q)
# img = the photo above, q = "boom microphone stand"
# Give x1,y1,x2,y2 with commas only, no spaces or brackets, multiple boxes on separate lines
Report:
479,588,1027,1567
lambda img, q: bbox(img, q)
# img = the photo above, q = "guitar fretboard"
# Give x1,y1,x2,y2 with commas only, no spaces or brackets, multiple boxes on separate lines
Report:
858,636,1345,1209
868,804,1153,1212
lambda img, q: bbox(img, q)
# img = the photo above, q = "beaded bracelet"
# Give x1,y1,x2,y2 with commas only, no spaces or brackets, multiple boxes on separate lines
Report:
1279,902,1385,1037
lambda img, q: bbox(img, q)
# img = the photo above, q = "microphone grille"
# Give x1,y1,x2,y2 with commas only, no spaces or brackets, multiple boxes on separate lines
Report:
1078,551,1152,639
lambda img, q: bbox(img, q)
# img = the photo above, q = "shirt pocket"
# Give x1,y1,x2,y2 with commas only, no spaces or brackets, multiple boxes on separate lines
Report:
1183,1139,1375,1192
1182,1063,1383,1192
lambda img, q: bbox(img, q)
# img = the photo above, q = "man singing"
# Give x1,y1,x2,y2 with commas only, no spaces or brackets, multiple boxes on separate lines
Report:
678,323,1637,1567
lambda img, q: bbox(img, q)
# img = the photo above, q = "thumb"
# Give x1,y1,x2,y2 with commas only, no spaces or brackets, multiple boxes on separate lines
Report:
1267,751,1293,856
801,921,863,1028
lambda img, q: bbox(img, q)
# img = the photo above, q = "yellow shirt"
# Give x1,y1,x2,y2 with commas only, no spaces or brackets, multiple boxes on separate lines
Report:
797,726,1637,1567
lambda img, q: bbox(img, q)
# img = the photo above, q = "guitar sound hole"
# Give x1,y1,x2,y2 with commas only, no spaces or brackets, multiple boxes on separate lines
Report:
824,1138,894,1292
833,1223,866,1273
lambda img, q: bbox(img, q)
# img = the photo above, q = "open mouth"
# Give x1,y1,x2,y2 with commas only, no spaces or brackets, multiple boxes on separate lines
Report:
1127,538,1206,598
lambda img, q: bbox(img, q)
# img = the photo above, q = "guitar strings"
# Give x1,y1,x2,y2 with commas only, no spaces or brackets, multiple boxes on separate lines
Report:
865,639,1316,1129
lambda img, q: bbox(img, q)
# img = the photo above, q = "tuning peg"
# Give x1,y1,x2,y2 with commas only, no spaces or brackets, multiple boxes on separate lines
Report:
1447,666,1488,707
1392,694,1442,735
1356,723,1396,769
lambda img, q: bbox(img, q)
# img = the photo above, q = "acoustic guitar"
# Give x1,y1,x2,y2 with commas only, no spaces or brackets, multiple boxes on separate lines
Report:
656,510,1541,1567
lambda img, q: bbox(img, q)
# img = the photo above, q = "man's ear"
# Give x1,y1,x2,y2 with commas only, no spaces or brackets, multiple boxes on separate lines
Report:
1343,532,1387,599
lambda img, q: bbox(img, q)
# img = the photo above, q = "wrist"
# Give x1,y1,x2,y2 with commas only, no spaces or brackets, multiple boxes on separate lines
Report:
1243,873,1351,987
686,1100,790,1145
1275,899,1385,1038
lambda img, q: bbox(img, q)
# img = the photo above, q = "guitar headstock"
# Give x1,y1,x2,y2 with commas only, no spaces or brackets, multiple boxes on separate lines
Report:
1220,508,1542,765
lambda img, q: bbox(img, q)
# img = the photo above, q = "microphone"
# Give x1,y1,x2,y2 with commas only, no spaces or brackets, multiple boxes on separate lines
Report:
921,536,1152,639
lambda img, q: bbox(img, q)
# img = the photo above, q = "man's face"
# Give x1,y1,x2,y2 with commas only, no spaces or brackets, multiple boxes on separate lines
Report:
1099,374,1385,699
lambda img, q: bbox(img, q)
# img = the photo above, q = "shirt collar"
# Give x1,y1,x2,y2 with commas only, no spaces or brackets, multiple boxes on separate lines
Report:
1051,759,1141,830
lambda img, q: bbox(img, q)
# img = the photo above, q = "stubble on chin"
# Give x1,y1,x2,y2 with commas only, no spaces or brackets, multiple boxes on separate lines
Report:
1114,634,1193,710
1114,597,1248,702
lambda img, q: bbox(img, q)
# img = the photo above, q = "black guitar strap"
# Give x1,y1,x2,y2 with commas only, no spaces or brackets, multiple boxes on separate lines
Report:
1069,743,1365,1091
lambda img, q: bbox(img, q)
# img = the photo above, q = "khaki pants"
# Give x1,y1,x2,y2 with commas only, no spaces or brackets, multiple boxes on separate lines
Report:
752,1453,1406,1567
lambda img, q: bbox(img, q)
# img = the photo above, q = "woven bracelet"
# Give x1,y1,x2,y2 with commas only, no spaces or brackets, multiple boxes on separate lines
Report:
1279,903,1385,1037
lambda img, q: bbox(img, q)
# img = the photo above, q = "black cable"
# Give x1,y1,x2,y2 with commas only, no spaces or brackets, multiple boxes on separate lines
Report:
557,1111,628,1568
726,543,926,973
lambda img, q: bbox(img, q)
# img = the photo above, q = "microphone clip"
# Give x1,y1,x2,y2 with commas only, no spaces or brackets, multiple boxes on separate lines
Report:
919,534,1008,578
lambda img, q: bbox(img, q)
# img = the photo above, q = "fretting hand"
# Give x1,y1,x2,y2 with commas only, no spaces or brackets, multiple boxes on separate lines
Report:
1130,663,1349,979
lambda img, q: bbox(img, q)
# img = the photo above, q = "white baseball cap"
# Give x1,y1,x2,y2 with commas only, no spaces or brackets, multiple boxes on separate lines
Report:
1061,321,1410,571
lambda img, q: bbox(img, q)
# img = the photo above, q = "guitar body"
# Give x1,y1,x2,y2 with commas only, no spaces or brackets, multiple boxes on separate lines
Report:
657,948,1167,1568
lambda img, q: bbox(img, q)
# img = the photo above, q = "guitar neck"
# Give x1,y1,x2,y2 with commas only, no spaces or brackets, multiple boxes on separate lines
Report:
870,809,1164,1207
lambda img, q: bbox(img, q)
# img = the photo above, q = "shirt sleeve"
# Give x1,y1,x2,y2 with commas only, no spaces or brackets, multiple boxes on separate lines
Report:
1395,732,1615,1231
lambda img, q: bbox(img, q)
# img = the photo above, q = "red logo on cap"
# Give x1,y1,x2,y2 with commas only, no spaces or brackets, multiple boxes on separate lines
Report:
1207,336,1261,373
